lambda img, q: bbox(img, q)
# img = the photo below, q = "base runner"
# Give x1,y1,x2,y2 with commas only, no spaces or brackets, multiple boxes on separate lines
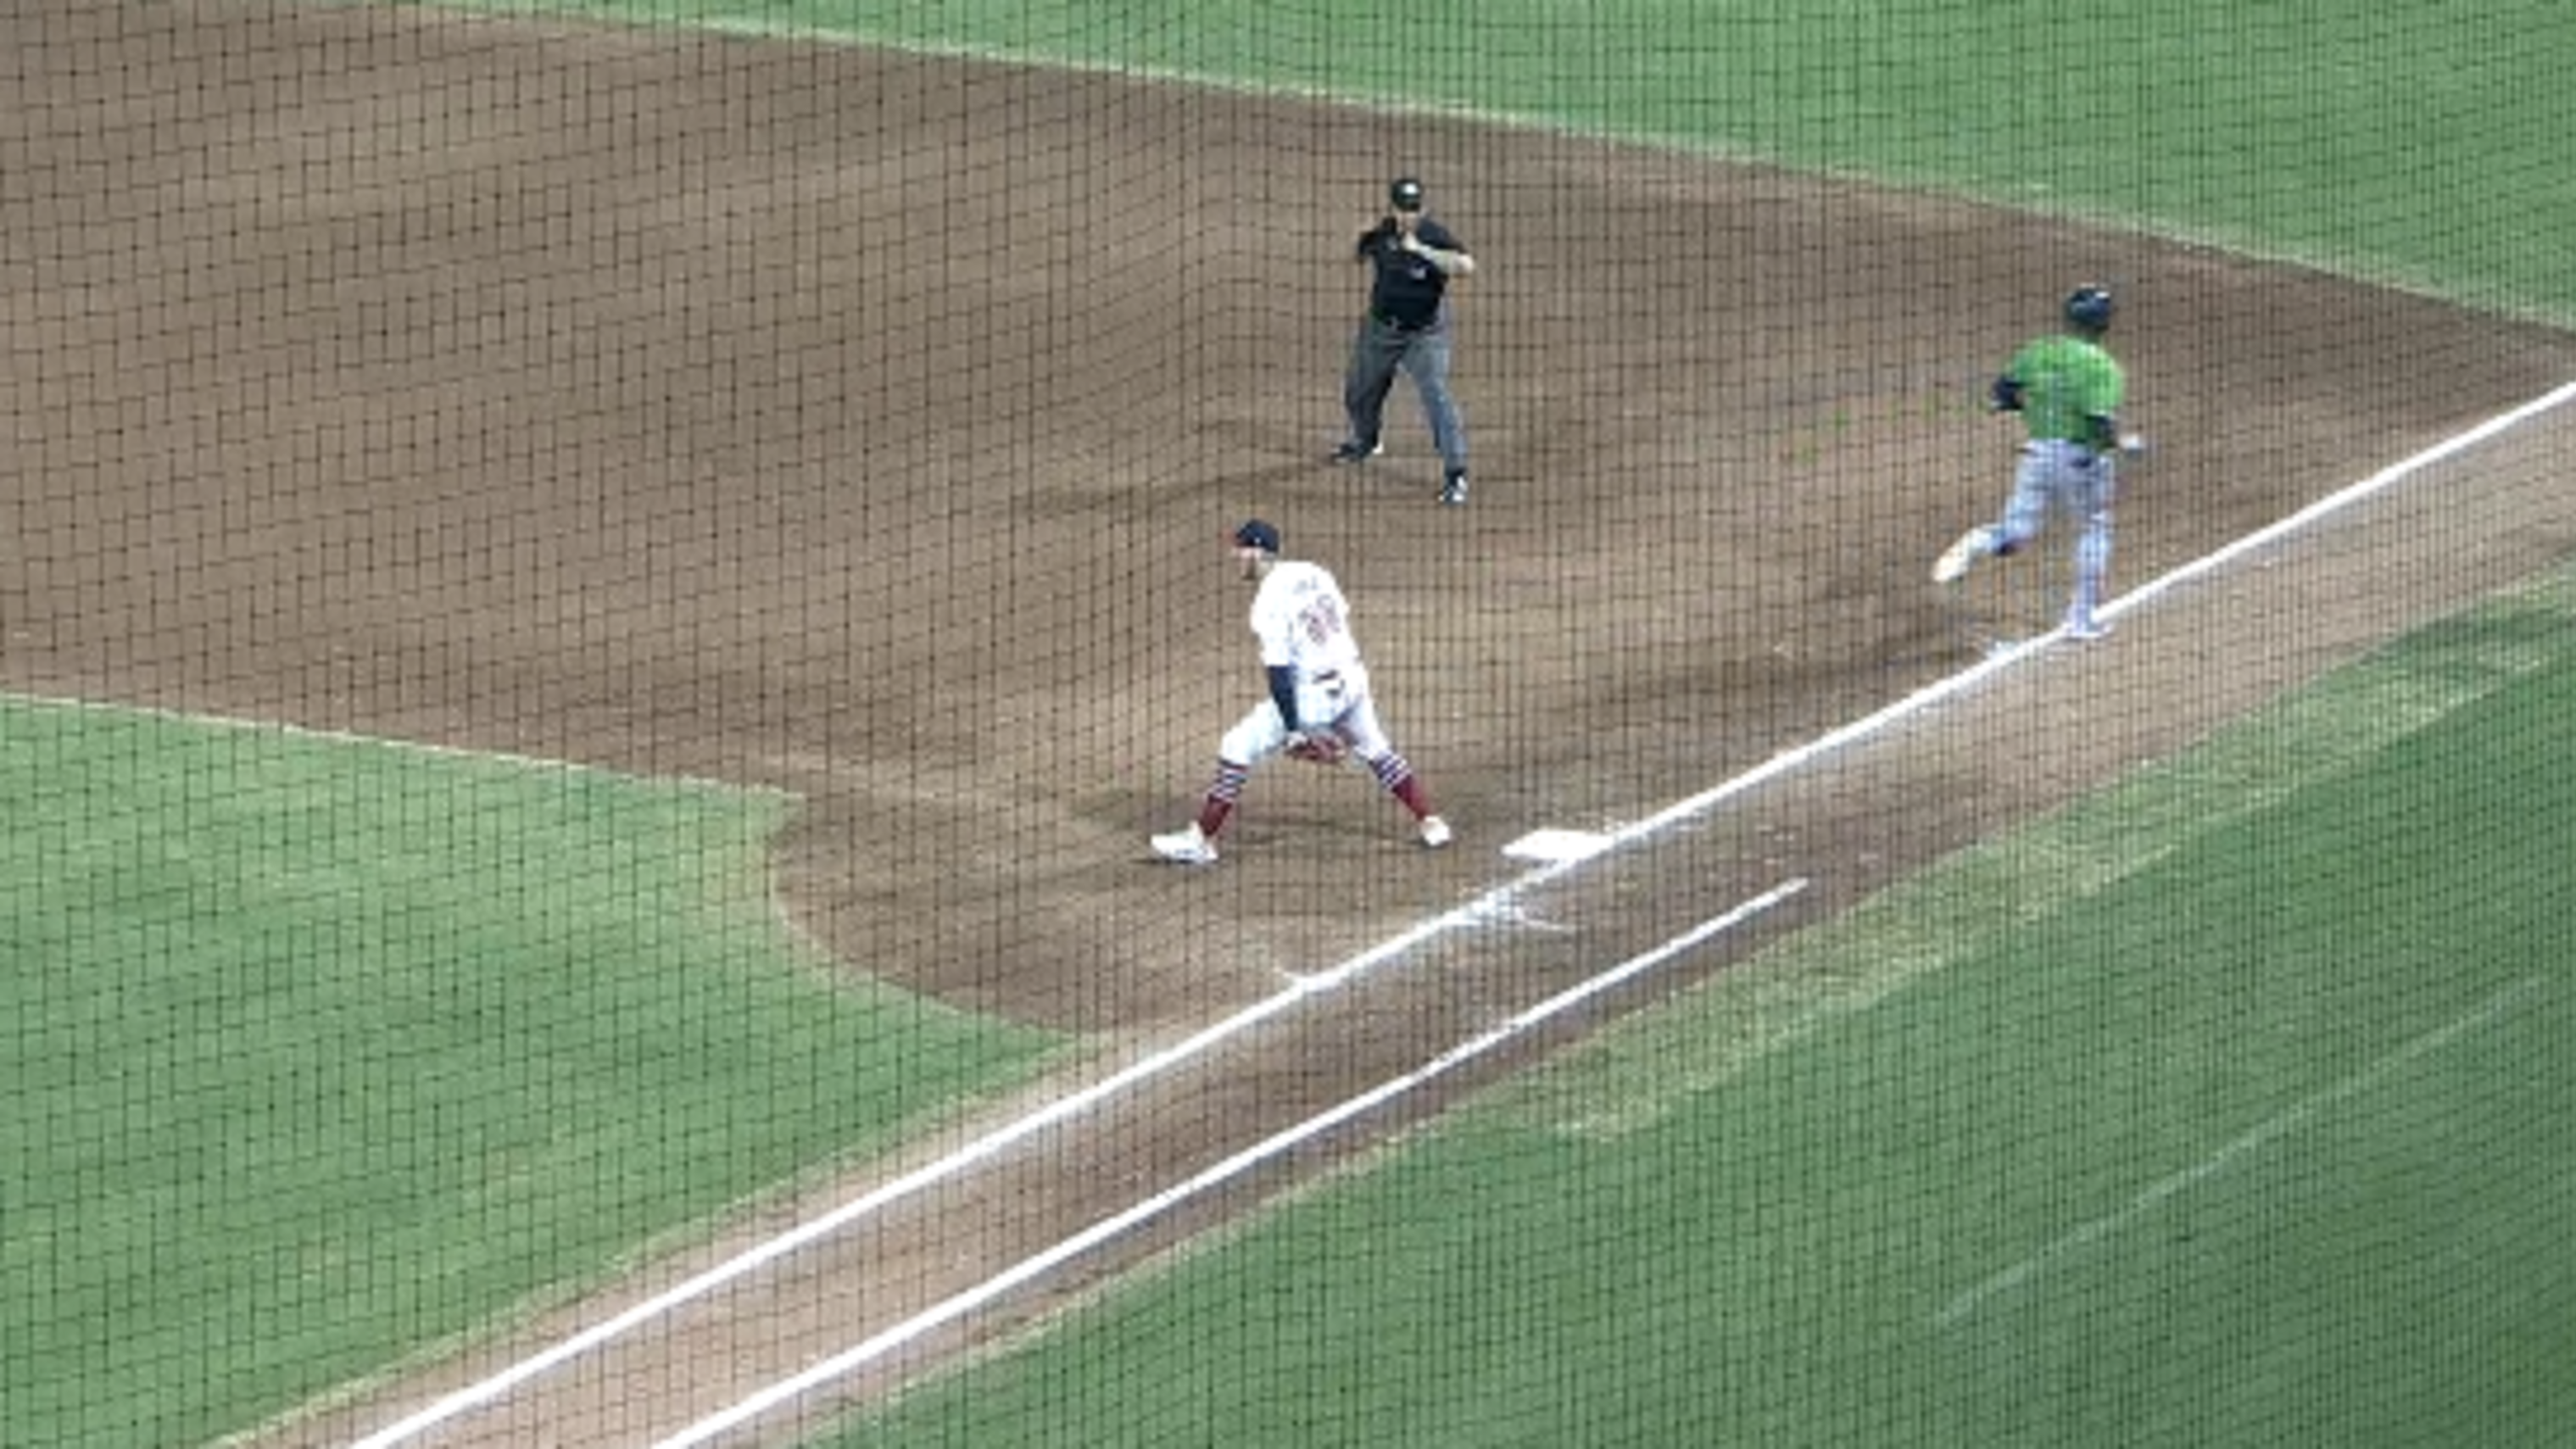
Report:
1933,282,2144,642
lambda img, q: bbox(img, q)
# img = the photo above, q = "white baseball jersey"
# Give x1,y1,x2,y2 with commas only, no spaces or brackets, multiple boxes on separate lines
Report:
1249,560,1363,679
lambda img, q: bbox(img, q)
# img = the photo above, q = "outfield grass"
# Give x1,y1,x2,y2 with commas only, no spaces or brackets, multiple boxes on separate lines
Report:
0,705,1062,1448
841,571,2576,1449
449,0,2576,321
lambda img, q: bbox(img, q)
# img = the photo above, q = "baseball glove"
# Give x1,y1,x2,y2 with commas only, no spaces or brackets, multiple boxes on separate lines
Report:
1285,732,1347,766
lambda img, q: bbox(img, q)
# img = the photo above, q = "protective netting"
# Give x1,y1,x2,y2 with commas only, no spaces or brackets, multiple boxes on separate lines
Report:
4,3,2572,1446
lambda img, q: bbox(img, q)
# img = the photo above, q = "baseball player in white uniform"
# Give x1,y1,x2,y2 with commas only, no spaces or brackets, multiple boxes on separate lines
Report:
1151,519,1452,865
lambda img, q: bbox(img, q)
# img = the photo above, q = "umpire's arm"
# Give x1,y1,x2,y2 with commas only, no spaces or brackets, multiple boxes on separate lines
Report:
1406,233,1475,279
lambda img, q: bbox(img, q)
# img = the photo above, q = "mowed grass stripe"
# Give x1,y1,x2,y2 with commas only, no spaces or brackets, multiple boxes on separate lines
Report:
1932,973,2547,1328
1500,566,2576,1143
841,570,2576,1448
1911,637,2576,1444
0,700,1062,1449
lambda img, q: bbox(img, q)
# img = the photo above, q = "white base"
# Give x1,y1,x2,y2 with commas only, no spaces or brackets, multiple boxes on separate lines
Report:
1502,828,1614,864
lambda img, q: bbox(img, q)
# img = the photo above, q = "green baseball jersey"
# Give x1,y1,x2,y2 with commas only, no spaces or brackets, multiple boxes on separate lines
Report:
2004,335,2123,443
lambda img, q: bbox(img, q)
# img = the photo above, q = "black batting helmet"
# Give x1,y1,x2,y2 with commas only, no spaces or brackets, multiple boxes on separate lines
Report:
2065,284,2116,332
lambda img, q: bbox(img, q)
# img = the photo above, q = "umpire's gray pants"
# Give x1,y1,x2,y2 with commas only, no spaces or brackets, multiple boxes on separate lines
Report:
1344,315,1468,475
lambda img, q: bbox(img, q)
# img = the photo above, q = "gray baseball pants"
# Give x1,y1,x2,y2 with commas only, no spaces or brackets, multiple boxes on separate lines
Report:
1344,315,1468,475
1999,439,2117,625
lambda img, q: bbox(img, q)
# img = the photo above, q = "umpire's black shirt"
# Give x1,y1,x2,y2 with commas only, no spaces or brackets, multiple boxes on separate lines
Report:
1358,217,1467,330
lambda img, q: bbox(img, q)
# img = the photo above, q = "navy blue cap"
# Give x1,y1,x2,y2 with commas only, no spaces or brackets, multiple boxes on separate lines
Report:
1389,177,1425,211
2065,284,2116,331
1233,519,1281,554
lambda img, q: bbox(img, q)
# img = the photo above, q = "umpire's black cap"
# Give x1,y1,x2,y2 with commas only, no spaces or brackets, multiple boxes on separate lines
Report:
1234,519,1281,554
1389,176,1425,212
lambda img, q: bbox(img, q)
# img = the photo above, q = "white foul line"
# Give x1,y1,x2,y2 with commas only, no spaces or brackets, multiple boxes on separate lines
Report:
650,878,1810,1449
2094,379,2576,628
344,376,2576,1446
340,824,1752,1447
1935,975,2545,1327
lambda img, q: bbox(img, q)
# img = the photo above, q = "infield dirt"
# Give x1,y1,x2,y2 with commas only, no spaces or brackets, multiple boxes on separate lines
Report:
8,3,2574,1444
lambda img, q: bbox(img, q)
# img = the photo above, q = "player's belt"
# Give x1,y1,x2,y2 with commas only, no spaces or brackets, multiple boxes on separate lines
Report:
1371,309,1431,332
2025,438,2105,466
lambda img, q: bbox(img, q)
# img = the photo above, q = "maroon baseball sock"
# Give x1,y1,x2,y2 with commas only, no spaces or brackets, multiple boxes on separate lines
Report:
1196,760,1252,838
1391,775,1434,821
1195,797,1235,839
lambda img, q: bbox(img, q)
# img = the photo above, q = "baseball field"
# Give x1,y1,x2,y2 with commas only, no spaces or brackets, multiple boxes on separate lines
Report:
3,2,2572,1446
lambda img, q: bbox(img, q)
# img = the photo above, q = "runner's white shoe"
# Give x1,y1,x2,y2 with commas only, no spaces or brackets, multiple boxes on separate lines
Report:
1419,816,1453,850
1151,824,1218,865
1932,526,1993,585
2061,616,2114,643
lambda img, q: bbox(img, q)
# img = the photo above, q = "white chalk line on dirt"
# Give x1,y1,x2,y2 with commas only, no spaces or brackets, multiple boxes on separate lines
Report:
2094,379,2576,627
1935,975,2546,1328
332,375,2576,1447
337,838,1754,1449
650,878,1810,1449
52,380,2574,801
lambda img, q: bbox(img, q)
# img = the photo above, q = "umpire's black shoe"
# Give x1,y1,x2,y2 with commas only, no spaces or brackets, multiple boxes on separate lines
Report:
1330,439,1383,465
1439,471,1469,506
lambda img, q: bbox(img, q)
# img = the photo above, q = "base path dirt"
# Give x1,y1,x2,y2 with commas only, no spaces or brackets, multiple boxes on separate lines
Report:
8,3,2573,1445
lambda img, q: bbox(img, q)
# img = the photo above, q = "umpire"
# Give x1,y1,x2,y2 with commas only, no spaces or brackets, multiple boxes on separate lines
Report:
1332,176,1477,506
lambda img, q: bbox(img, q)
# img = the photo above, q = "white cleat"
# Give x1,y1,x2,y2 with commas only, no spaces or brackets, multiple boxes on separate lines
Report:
2061,616,2115,643
1419,815,1453,850
1932,526,1993,585
1150,824,1218,866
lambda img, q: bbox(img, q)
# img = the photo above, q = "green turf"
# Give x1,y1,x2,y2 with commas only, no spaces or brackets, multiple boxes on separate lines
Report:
834,575,2576,1446
442,0,2576,320
0,705,1062,1448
